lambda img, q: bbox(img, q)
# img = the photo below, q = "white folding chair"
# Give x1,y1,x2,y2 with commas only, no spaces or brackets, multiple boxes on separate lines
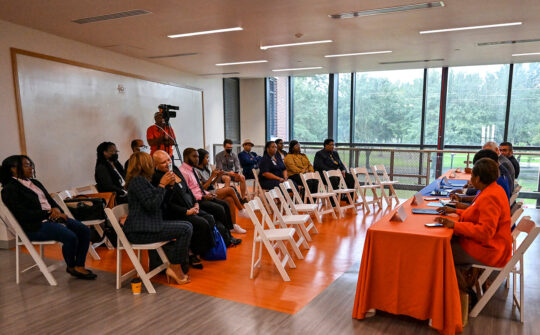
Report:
300,172,338,220
371,164,400,207
105,205,171,294
52,191,109,259
0,195,62,286
279,180,321,223
253,168,273,214
350,167,382,212
74,184,99,195
265,188,314,250
324,169,357,218
470,216,540,322
245,198,299,281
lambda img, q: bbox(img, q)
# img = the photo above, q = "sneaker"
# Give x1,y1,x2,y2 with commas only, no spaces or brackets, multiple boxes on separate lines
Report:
237,209,250,218
231,224,247,234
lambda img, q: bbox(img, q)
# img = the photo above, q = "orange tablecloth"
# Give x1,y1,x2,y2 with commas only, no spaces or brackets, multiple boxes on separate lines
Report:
352,198,463,335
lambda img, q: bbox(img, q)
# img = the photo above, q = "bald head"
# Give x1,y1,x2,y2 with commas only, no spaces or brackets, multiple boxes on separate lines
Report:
482,141,500,155
153,150,171,172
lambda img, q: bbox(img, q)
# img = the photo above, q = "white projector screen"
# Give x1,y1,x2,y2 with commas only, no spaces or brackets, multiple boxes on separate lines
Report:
15,52,204,192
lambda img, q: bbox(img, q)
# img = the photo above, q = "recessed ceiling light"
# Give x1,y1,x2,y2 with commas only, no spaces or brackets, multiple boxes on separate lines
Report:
420,22,522,34
325,50,392,58
330,1,444,19
168,27,243,38
216,60,268,66
261,40,332,50
512,52,540,57
272,67,323,72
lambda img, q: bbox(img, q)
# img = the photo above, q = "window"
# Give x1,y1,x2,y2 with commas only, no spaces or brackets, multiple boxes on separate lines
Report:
266,77,289,141
337,73,352,143
291,75,329,142
445,65,510,146
424,68,442,145
354,69,424,144
223,78,240,143
507,62,540,147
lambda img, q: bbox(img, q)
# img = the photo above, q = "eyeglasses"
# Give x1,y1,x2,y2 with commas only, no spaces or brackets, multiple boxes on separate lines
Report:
137,145,149,149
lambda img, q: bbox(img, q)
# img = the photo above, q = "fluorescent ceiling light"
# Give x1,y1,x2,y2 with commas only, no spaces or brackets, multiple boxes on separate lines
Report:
216,60,268,66
420,22,522,34
168,27,243,38
512,52,540,57
272,67,323,72
325,50,392,58
330,1,444,19
261,40,332,50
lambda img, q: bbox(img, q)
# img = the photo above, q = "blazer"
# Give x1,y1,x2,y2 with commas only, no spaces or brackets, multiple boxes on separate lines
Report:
95,161,126,195
313,149,346,173
123,175,166,234
284,153,314,176
238,150,261,179
152,167,197,220
1,178,62,233
455,181,512,267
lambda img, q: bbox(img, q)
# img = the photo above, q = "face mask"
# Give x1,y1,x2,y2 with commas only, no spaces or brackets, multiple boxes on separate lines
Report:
225,148,232,154
110,154,119,161
140,147,150,154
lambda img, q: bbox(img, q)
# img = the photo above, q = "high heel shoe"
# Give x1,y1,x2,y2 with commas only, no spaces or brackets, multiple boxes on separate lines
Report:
165,267,190,285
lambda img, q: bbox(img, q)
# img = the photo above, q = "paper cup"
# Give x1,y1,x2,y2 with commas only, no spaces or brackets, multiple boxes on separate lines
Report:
131,277,142,295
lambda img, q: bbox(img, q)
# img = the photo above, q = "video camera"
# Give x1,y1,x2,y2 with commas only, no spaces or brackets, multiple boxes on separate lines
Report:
158,104,179,121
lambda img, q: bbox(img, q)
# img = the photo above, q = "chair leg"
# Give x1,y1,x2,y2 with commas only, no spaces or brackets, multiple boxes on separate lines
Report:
250,237,257,279
88,243,100,260
287,235,304,260
116,246,122,289
15,238,20,284
264,239,290,281
277,241,296,269
24,242,57,286
125,248,156,294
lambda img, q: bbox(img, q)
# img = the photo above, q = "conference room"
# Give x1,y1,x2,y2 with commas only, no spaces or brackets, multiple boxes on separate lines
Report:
1,1,539,334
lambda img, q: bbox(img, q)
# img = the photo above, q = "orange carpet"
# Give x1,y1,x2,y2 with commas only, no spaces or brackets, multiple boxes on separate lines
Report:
26,202,394,314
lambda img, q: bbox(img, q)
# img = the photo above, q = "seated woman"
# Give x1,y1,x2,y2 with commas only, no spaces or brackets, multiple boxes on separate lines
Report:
123,152,192,284
195,149,247,234
436,158,512,268
258,141,291,190
1,155,96,280
284,140,317,195
95,141,127,204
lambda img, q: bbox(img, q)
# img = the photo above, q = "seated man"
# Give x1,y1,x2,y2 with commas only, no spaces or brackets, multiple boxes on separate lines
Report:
499,141,520,179
483,141,515,194
152,150,216,268
238,139,261,179
180,147,241,247
214,139,247,200
313,138,355,189
124,139,148,172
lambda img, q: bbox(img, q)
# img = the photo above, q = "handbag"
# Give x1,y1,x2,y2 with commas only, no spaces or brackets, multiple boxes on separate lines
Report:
201,226,227,261
64,196,106,221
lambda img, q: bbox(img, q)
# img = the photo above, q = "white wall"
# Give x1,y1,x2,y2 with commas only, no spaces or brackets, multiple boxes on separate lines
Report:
239,78,266,146
0,19,224,245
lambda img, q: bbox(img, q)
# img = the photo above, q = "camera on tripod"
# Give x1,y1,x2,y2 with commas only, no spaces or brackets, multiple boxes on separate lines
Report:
158,104,179,121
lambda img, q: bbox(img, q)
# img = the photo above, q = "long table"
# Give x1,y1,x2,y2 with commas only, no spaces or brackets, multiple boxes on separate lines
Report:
352,170,471,335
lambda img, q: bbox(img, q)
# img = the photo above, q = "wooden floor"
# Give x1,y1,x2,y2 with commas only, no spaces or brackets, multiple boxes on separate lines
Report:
2,206,539,334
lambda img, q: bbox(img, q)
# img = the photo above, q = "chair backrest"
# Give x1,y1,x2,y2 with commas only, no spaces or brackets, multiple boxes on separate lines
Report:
265,187,293,223
511,217,540,259
252,168,261,191
0,195,35,246
301,172,327,195
511,204,524,227
75,185,98,195
509,191,520,205
105,204,129,247
279,180,304,206
51,191,76,220
350,167,376,187
324,169,347,192
370,164,391,184
245,197,278,231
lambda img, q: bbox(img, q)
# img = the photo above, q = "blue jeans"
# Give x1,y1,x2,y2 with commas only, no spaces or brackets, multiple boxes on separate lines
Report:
26,219,90,268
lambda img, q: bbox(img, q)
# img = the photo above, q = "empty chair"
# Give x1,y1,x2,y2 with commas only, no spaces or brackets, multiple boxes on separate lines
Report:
300,172,338,220
323,169,357,218
350,167,381,212
265,187,316,249
470,216,540,322
252,168,272,213
0,194,62,286
245,197,299,281
279,180,321,223
105,205,171,294
371,164,400,207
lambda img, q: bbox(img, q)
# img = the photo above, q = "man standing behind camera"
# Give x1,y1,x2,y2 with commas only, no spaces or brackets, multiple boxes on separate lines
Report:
147,107,176,157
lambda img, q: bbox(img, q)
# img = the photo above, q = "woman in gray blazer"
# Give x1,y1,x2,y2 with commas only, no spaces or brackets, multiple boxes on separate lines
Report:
123,152,192,285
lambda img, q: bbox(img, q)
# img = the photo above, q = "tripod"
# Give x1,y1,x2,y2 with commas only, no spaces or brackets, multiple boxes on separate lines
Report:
156,120,182,165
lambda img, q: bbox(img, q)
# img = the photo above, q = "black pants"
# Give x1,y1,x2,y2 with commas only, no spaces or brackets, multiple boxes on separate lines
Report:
289,174,319,197
126,221,192,266
199,198,233,230
182,210,215,256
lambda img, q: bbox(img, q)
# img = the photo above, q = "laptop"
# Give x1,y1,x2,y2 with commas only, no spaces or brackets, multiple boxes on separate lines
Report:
411,208,441,215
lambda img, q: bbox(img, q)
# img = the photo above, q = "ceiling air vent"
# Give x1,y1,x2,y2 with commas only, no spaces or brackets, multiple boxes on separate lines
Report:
330,1,444,19
477,38,540,47
147,53,199,59
72,9,151,24
200,72,240,76
379,58,444,65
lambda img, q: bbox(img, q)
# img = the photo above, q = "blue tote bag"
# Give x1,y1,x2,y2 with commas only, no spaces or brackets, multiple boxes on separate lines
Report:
202,226,227,261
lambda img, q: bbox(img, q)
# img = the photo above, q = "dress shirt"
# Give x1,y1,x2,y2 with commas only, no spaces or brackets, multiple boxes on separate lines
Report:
179,163,206,201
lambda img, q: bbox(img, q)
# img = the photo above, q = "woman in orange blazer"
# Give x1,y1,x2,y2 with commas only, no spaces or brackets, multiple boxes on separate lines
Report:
436,158,512,267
